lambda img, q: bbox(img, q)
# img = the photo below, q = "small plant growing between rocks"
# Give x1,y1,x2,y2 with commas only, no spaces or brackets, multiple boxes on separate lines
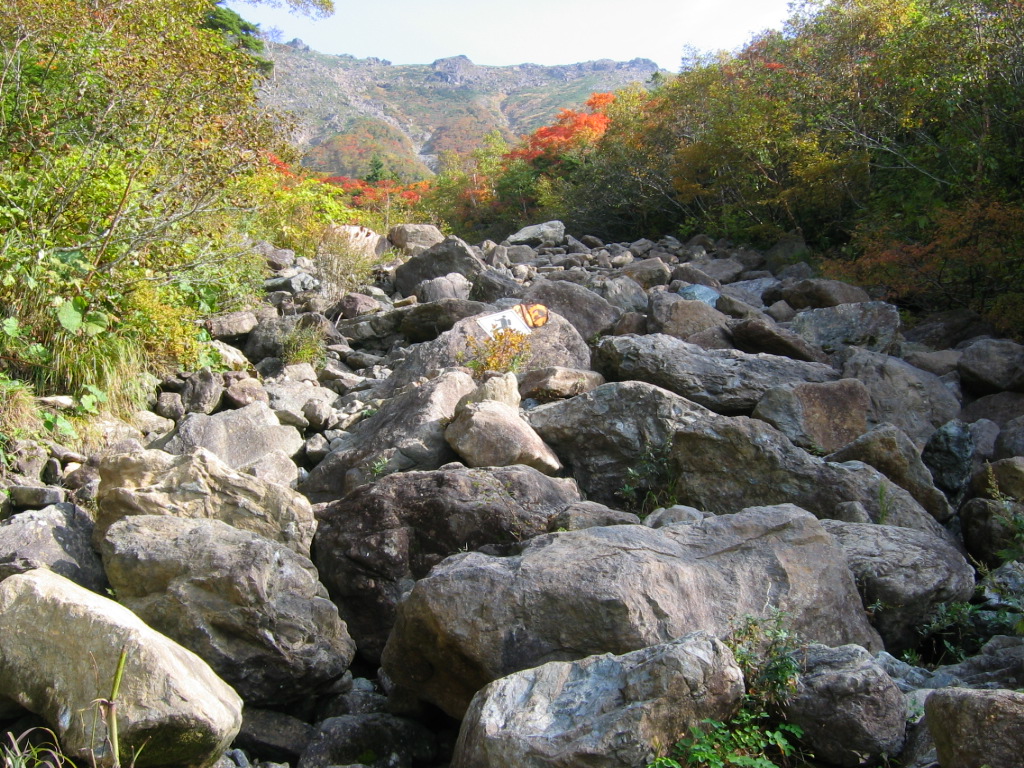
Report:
281,324,327,367
648,610,808,768
617,440,678,517
459,329,531,381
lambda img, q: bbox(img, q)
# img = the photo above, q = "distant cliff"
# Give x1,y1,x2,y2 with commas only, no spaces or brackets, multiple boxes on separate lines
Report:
260,42,661,180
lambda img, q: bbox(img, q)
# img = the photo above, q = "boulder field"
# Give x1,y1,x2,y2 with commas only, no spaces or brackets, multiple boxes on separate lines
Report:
2,222,1023,768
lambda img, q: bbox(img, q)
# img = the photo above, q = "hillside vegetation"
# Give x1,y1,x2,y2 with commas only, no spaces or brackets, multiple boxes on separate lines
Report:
431,0,1024,337
262,42,660,179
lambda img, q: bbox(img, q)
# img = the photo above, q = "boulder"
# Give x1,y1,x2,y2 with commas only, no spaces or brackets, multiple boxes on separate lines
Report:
384,310,590,393
594,334,838,415
297,713,437,768
393,236,485,298
388,223,444,254
973,456,1024,500
416,272,472,302
101,516,353,705
445,401,562,474
730,316,828,363
204,310,258,339
752,379,870,454
960,497,1023,567
518,366,606,402
957,338,1024,395
781,644,906,767
620,257,671,289
995,415,1024,459
0,503,105,592
469,268,526,303
960,391,1024,427
397,298,491,342
788,301,901,354
452,633,743,768
767,278,870,309
0,569,242,768
842,348,961,448
902,308,994,349
925,687,1024,768
161,402,304,471
180,369,224,415
922,419,975,497
820,520,975,651
300,370,477,500
593,275,649,314
381,505,881,718
507,221,565,248
522,279,622,342
825,424,954,522
528,381,943,535
647,292,730,339
312,465,579,662
547,501,641,531
96,448,315,557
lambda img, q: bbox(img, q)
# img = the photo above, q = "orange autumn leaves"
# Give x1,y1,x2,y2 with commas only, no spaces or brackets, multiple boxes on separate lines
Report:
509,93,615,165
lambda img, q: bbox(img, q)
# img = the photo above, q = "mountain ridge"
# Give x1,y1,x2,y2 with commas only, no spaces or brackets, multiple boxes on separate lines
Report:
260,40,661,179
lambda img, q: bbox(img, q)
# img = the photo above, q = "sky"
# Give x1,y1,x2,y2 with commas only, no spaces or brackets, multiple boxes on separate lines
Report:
225,0,796,73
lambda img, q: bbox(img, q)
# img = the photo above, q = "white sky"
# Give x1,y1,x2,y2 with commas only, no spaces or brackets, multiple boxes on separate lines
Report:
226,0,796,72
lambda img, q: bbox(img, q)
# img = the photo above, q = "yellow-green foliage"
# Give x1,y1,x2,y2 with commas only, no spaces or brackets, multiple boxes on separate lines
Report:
461,329,532,380
282,324,327,367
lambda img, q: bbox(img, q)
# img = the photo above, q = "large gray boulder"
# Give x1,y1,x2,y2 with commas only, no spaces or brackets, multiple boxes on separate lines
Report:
842,348,961,448
752,379,871,454
647,292,731,340
96,448,315,557
594,334,839,415
297,713,437,768
507,221,565,247
522,279,622,342
925,687,1024,768
781,644,906,767
788,301,901,354
452,633,743,768
101,516,355,705
528,381,944,535
381,505,881,718
445,401,562,474
0,503,105,592
393,236,485,298
820,520,975,652
384,310,590,393
826,424,954,522
300,370,477,500
767,278,870,309
312,465,580,662
388,223,444,255
161,401,304,471
957,338,1024,395
0,569,242,768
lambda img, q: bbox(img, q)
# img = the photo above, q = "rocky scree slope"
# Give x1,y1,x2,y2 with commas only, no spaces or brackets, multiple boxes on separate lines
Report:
2,222,1024,768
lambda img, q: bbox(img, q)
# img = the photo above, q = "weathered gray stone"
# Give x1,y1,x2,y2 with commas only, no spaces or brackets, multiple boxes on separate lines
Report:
313,464,579,662
972,456,1024,500
382,505,881,718
416,272,472,302
96,448,315,556
452,633,743,768
593,274,649,314
620,257,671,289
0,569,242,768
388,223,444,254
300,370,477,500
767,278,870,309
826,424,954,522
297,713,437,768
789,301,901,354
960,391,1024,427
547,501,641,531
0,503,105,592
507,221,565,248
162,402,304,470
958,338,1024,395
6,485,66,509
101,516,353,706
922,419,975,496
398,298,492,342
522,279,622,342
731,316,828,363
925,687,1024,768
961,497,1023,567
518,366,605,402
752,379,870,453
205,311,258,339
393,236,485,298
445,401,562,474
821,520,975,651
648,292,730,339
782,644,906,767
594,334,839,415
994,415,1024,459
385,311,590,393
528,381,944,535
842,348,961,448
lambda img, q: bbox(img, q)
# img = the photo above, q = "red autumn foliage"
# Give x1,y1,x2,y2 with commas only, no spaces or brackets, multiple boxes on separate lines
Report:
508,93,614,164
